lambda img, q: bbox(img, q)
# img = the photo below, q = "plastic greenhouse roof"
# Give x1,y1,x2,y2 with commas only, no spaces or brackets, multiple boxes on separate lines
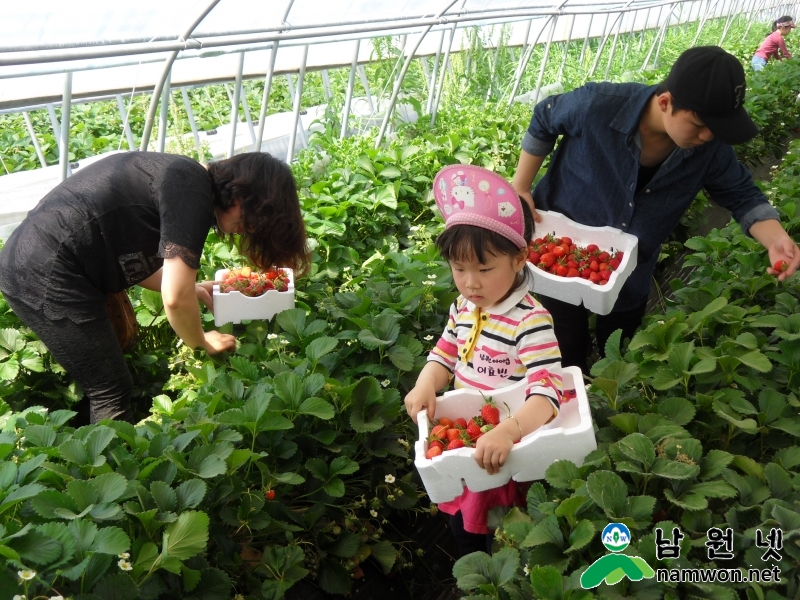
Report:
1,0,697,109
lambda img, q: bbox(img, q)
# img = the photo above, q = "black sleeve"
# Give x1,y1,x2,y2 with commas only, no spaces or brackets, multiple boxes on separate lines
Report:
156,158,215,270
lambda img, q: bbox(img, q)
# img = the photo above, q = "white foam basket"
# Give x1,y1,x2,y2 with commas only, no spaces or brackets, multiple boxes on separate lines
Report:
212,269,295,326
528,210,639,315
413,366,597,504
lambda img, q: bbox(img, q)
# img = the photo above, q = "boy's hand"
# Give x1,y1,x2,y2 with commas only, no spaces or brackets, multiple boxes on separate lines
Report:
473,429,515,474
404,385,436,425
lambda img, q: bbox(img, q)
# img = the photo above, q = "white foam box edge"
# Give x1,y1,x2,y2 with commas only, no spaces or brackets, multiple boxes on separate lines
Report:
212,268,295,326
413,366,598,504
528,210,639,315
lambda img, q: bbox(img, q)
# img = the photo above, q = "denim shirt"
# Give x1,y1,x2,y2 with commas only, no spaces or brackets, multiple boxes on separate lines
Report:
522,82,778,311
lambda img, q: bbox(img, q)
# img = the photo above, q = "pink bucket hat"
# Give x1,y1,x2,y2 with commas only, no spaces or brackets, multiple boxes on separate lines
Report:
432,164,527,249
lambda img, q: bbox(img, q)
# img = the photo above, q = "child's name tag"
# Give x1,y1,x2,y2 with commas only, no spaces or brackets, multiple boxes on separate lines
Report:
473,350,514,384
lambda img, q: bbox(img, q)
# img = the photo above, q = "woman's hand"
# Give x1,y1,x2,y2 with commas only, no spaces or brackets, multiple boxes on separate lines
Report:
766,235,800,281
195,281,218,311
203,330,236,354
473,428,515,474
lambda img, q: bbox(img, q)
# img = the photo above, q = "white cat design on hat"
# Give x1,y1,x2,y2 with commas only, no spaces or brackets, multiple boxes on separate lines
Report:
450,171,475,211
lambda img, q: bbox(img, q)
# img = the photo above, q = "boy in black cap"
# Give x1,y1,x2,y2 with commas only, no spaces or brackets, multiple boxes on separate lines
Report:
512,46,799,373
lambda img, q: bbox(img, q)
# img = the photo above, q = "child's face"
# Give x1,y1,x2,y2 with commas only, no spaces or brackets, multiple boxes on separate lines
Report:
450,248,528,309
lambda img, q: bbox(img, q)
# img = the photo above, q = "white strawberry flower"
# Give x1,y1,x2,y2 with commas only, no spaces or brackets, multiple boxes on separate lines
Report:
370,509,378,517
118,552,130,559
13,595,26,600
267,333,278,340
384,474,396,483
17,570,36,580
523,565,530,576
424,335,434,341
50,596,64,600
381,380,391,388
118,559,133,571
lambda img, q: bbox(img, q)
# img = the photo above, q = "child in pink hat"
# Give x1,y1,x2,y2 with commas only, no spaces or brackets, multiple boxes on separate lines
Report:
405,165,564,556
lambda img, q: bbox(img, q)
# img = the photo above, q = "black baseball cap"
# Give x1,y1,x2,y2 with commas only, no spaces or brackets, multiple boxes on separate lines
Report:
665,46,758,145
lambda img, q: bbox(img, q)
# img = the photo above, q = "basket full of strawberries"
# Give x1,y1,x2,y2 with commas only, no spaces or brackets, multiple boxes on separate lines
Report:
213,267,295,326
525,210,639,315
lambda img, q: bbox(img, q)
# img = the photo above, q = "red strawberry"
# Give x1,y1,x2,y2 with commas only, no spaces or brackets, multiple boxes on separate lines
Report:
446,428,461,441
426,445,443,459
437,417,453,427
586,244,599,253
567,268,580,278
446,438,465,451
773,260,788,272
609,258,621,270
453,417,468,429
428,439,444,451
431,425,448,440
466,421,482,440
528,251,541,264
560,236,573,246
597,251,611,263
589,271,602,284
480,399,500,426
266,489,275,500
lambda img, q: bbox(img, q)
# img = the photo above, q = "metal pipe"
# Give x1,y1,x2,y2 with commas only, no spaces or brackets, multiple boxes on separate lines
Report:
228,52,246,158
341,39,360,139
432,23,457,126
157,70,171,153
254,42,280,152
426,30,445,114
604,13,625,79
181,88,202,158
286,44,309,162
586,12,612,80
1,1,695,69
59,73,72,182
240,82,256,145
653,4,678,68
508,16,555,106
22,111,47,168
641,4,673,70
558,14,576,81
139,0,225,151
579,13,595,64
692,0,715,45
358,66,375,114
533,15,558,104
639,7,652,50
115,94,136,150
46,103,61,153
321,70,332,100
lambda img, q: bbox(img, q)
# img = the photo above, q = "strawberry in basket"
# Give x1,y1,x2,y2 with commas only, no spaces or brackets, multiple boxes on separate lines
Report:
220,267,290,297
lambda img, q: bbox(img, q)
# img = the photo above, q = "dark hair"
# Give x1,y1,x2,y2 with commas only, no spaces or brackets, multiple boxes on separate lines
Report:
435,197,534,286
654,82,692,113
208,152,310,275
773,15,794,31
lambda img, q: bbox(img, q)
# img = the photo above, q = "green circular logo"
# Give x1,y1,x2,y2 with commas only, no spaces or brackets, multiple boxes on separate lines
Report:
601,523,631,552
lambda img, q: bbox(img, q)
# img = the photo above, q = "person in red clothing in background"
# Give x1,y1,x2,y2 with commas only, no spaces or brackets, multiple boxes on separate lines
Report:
752,15,795,70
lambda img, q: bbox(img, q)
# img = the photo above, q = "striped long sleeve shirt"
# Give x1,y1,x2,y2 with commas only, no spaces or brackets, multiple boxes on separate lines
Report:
428,283,563,411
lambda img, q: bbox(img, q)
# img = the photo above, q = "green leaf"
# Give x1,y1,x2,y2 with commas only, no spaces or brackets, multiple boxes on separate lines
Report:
164,510,210,559
30,490,78,519
59,438,88,465
615,433,655,468
544,460,581,489
688,481,738,499
9,530,61,564
737,350,772,373
24,424,56,447
318,557,351,594
306,336,339,363
764,463,793,500
663,489,707,511
651,458,700,480
93,573,140,600
566,520,595,553
329,456,359,477
370,540,397,574
586,471,627,515
86,426,116,465
657,397,696,426
91,526,130,555
151,481,177,513
322,478,345,497
329,532,360,557
176,480,207,511
387,345,415,371
0,483,46,512
297,397,335,420
92,473,128,504
67,479,99,510
522,516,564,548
196,456,227,479
529,565,563,599
230,355,259,381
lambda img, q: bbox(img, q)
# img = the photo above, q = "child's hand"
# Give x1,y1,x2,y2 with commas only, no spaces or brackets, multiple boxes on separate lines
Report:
473,428,515,474
404,385,436,425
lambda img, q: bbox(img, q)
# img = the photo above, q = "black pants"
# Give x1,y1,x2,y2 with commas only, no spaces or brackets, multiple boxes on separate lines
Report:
538,295,648,374
449,512,494,557
4,293,134,424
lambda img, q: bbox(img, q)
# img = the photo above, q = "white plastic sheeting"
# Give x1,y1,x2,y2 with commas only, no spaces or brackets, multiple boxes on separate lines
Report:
0,0,767,109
